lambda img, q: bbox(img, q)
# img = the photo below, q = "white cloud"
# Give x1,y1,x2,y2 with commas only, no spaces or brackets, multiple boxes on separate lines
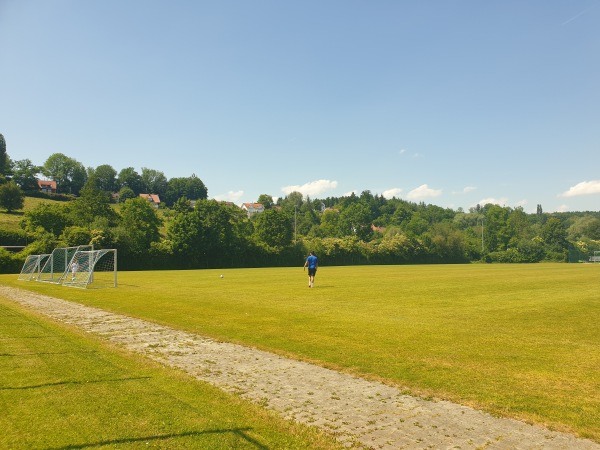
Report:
515,199,528,208
477,197,508,206
556,204,570,212
213,190,244,202
281,179,338,197
452,186,477,195
559,180,600,197
382,188,402,199
406,184,442,200
343,190,358,197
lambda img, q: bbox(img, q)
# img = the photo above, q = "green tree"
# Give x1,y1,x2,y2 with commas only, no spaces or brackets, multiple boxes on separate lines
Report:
69,177,118,227
43,153,87,195
118,186,136,202
11,159,41,191
483,205,511,251
89,164,117,193
0,133,9,176
59,226,93,247
168,200,244,265
118,197,162,255
21,202,71,236
117,167,144,195
338,203,373,240
278,191,303,213
541,217,568,253
141,167,168,198
253,208,293,249
165,174,208,206
257,194,274,209
318,208,339,237
0,181,24,212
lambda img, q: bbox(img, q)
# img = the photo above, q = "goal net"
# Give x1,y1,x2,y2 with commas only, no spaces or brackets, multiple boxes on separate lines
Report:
17,254,50,281
38,245,93,283
61,249,117,289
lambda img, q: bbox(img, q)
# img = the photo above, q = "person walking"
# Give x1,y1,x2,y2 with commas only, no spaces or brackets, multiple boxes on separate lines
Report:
303,251,318,288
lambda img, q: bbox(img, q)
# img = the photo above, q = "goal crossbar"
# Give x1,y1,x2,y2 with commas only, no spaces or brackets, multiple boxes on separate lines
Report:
61,249,117,289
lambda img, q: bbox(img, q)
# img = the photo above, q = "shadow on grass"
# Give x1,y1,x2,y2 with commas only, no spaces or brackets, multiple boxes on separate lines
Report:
0,376,151,390
46,428,269,450
0,350,99,356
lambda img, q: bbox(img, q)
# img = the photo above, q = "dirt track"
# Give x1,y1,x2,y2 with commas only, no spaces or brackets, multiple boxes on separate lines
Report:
2,285,598,450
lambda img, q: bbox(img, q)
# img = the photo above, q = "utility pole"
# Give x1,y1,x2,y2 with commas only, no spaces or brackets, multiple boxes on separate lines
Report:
480,218,484,253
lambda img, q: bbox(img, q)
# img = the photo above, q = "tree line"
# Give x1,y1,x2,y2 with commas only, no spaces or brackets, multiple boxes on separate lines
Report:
1,136,599,272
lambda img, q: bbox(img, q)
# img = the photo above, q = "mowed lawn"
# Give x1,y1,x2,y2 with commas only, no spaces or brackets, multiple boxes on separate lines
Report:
2,263,600,443
0,297,343,449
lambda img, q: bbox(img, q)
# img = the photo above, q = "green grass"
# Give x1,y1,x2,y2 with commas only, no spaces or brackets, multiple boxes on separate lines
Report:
0,297,344,449
2,263,600,442
0,196,62,232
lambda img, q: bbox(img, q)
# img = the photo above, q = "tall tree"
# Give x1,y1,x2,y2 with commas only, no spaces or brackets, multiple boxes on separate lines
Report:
43,153,87,195
69,176,118,227
0,133,8,176
89,164,117,193
338,203,373,240
11,159,41,191
252,208,293,249
257,194,274,209
0,181,24,212
21,202,71,236
141,167,168,198
117,167,144,195
119,197,162,255
165,174,208,206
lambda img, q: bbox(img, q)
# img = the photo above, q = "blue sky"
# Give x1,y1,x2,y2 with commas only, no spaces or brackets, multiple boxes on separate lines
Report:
1,0,599,212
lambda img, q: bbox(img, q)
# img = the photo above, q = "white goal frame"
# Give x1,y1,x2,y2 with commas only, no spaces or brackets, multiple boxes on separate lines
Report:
590,251,600,263
61,249,117,289
37,245,93,283
17,254,50,281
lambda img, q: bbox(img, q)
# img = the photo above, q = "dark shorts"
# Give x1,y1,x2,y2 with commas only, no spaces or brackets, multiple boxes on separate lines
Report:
308,268,317,277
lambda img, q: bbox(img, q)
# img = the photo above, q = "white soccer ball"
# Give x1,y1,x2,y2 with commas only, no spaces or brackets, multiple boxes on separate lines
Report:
220,274,224,278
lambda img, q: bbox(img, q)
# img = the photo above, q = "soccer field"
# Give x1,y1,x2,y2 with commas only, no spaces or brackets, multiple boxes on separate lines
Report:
2,263,600,442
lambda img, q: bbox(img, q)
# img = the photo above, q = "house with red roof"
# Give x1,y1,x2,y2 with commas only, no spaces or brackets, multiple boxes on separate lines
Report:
140,193,161,208
241,203,264,217
37,179,57,194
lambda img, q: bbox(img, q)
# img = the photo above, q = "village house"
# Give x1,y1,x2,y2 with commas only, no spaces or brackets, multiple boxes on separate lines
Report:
37,179,57,194
241,202,264,217
139,193,161,208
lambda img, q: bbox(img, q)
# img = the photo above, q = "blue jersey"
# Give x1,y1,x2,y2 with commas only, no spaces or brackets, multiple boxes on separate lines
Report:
306,255,318,269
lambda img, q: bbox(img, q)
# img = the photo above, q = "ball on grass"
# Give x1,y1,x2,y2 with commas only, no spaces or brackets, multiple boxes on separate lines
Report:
220,274,224,278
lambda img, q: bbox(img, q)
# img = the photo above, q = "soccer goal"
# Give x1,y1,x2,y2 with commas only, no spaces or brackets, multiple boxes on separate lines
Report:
37,245,93,283
590,251,600,263
61,249,117,289
17,254,50,281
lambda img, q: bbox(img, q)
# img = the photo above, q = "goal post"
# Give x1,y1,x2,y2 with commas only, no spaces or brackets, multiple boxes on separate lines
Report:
17,254,50,281
61,249,117,289
37,245,93,283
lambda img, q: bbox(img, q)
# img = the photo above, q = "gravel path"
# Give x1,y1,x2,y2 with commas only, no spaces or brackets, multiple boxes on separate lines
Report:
2,286,598,450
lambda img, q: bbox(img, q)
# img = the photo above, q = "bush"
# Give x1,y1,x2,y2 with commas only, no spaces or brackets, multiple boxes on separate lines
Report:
24,190,75,202
0,229,30,246
0,248,24,274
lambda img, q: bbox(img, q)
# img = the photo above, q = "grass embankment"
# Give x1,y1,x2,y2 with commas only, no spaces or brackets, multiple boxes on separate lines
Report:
0,296,344,449
2,263,599,442
0,197,51,233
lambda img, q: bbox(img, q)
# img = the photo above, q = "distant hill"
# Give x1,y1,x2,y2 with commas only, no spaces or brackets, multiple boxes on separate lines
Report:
0,196,63,233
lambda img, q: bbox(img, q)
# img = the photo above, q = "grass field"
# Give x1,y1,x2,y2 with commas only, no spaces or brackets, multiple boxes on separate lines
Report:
0,296,343,449
2,263,600,444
